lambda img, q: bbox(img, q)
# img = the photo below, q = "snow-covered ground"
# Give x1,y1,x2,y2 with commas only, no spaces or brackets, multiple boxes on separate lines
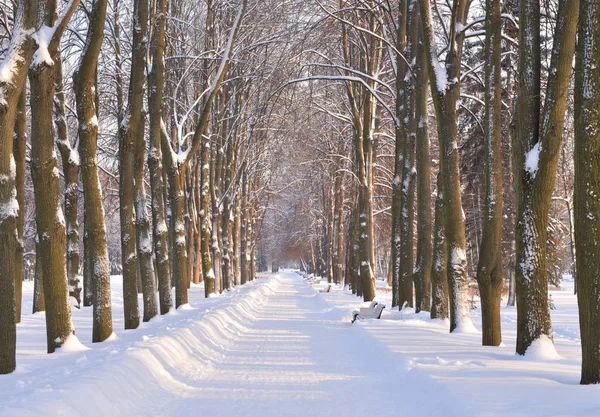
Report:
0,271,598,416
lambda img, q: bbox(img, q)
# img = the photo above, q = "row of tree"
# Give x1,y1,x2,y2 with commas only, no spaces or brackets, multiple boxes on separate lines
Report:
262,0,599,385
0,0,296,375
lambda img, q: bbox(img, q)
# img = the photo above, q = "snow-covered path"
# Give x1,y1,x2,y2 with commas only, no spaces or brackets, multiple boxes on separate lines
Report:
1,271,465,417
7,271,594,417
147,272,463,416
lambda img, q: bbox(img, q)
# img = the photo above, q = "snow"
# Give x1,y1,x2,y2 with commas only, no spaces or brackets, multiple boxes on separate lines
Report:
55,334,89,354
1,273,598,416
522,335,562,361
31,26,55,68
525,141,541,179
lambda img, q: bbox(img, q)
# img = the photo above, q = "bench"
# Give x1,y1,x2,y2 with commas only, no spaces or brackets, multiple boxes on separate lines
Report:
351,302,385,323
319,284,332,293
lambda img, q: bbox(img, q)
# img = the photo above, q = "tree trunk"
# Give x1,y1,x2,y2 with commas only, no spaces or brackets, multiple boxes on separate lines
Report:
167,164,189,307
413,38,432,313
74,0,113,343
201,142,215,294
419,0,472,332
32,249,46,314
0,0,37,376
14,91,27,323
118,66,140,330
55,58,81,308
430,173,449,320
398,0,419,309
147,0,172,314
574,0,600,384
130,0,158,322
390,0,408,309
30,2,76,351
513,0,578,355
475,0,503,346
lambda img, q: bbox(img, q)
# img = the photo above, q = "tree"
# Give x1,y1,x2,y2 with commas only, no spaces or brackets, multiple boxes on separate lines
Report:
74,0,113,343
512,0,578,355
29,0,80,353
574,0,600,384
0,0,37,375
475,0,503,346
419,0,473,332
413,36,432,314
147,0,171,314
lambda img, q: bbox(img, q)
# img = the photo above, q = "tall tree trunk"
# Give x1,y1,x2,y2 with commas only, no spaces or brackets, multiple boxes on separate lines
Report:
413,38,432,313
475,0,503,346
398,0,419,309
32,248,46,314
430,173,449,319
14,91,27,323
0,0,37,376
513,0,578,355
118,57,140,330
130,0,157,322
390,0,408,308
201,142,215,294
74,0,113,343
166,163,189,307
55,57,81,308
147,0,171,314
574,0,600,384
30,2,77,353
332,141,346,285
419,0,472,332
232,192,241,285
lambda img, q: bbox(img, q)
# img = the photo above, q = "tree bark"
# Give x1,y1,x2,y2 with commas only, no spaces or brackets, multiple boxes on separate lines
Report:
29,0,77,353
413,37,432,313
398,0,419,309
14,91,27,323
74,0,113,343
32,248,46,314
419,0,472,332
390,0,408,309
55,57,81,308
130,0,157,322
430,173,449,319
513,0,578,355
574,0,600,384
0,0,37,376
147,0,171,315
475,0,503,346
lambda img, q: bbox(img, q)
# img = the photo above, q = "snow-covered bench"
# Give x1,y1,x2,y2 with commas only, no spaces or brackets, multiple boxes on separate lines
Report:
351,302,385,323
319,284,332,293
